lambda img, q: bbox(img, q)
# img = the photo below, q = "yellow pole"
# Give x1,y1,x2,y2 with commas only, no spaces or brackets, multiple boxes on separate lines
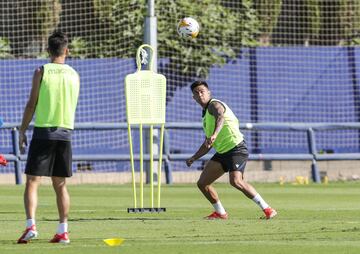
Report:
139,124,143,208
127,124,137,208
149,125,154,208
157,124,165,208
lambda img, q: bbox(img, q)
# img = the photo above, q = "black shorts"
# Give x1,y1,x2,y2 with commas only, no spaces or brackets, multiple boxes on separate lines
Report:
210,141,249,172
25,139,73,177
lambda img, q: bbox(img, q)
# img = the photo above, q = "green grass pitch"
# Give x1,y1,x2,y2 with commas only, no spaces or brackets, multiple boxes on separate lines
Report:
0,182,360,254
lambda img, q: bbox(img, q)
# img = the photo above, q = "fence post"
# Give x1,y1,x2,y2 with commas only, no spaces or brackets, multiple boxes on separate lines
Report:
307,128,321,183
163,128,173,184
249,47,260,153
11,128,22,185
346,47,360,149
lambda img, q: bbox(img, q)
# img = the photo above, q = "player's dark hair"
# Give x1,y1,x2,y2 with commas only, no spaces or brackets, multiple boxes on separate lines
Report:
48,31,69,57
190,80,209,91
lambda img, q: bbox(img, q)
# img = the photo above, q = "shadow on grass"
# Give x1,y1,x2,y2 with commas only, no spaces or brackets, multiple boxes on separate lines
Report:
41,217,182,222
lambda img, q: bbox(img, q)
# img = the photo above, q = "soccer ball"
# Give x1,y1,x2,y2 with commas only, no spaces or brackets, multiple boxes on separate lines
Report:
177,17,200,39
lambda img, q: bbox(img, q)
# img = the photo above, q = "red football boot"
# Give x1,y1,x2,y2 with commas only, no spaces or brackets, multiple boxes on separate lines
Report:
205,211,228,220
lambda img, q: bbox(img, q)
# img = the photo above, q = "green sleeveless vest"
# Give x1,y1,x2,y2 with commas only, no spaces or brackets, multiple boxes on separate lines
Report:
202,99,243,153
35,63,79,129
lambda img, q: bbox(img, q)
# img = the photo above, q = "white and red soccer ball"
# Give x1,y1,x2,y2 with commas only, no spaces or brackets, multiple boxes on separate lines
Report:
177,17,200,39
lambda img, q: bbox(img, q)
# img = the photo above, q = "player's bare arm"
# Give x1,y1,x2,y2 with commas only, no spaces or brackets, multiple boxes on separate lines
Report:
19,67,42,153
186,139,211,167
206,101,225,148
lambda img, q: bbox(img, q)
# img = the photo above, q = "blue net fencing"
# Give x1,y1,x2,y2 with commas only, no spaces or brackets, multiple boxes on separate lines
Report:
1,47,360,174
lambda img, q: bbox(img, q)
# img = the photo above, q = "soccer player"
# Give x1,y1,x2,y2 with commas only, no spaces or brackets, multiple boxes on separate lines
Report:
186,81,277,220
17,31,80,243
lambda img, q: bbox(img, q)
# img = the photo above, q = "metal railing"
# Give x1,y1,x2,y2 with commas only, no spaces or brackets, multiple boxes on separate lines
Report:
2,122,360,185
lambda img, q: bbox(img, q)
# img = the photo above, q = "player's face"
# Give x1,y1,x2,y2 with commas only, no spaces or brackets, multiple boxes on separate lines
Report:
192,85,211,107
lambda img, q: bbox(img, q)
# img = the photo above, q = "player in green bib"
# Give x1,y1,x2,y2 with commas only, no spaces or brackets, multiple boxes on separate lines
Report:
186,81,277,220
17,31,79,244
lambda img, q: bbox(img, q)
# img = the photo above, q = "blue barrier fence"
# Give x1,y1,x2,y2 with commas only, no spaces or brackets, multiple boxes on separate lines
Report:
2,48,360,185
1,122,360,185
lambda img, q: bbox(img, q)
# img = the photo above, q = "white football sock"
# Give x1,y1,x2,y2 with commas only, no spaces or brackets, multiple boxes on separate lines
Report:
212,201,226,215
57,223,68,234
26,219,35,228
252,193,270,210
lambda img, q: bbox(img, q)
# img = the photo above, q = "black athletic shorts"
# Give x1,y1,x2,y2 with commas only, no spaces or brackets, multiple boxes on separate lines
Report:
210,140,249,172
25,139,72,177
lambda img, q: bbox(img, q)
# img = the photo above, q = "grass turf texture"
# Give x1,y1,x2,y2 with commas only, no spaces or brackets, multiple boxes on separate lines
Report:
0,182,360,254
